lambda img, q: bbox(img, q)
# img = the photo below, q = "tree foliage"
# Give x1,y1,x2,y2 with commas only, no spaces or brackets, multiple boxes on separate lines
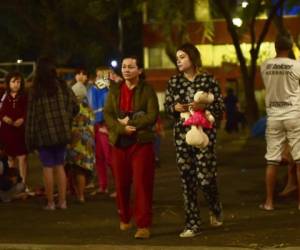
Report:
0,0,120,69
145,0,199,64
146,0,299,122
212,0,288,124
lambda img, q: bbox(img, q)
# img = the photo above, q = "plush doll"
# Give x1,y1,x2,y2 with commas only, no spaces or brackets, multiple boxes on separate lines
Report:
181,91,215,149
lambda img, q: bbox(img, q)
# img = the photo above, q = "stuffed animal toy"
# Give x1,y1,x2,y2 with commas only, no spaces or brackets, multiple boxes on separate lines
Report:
181,91,215,149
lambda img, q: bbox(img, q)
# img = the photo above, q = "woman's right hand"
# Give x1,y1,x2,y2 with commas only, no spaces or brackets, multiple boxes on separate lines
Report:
2,116,13,125
174,103,190,113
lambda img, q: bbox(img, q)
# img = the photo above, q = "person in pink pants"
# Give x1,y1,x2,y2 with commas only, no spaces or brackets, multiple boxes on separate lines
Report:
94,122,111,193
87,67,120,195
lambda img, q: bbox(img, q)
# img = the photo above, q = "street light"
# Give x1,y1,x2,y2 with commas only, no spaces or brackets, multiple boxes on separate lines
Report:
111,60,118,68
232,18,243,27
241,1,249,8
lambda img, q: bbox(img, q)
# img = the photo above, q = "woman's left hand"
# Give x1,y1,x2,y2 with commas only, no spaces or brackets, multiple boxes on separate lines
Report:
13,118,24,127
118,116,130,125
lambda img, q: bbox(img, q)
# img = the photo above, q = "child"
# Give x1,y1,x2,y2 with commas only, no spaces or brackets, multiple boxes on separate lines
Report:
65,69,95,203
0,72,28,186
87,67,115,196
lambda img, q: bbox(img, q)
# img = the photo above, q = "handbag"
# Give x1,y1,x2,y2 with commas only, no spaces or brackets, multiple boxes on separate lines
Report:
116,134,137,148
115,110,147,148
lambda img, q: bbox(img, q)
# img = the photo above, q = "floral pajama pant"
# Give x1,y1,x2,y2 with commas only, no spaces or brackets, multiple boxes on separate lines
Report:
174,123,222,232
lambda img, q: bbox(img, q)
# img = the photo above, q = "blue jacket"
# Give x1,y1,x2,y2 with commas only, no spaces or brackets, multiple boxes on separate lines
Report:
87,85,109,124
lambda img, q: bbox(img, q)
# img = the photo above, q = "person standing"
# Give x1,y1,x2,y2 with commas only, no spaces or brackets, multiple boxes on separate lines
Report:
104,56,159,239
72,69,88,99
260,35,300,211
224,88,239,133
164,43,224,238
25,57,79,210
65,69,95,203
0,72,28,186
87,67,113,195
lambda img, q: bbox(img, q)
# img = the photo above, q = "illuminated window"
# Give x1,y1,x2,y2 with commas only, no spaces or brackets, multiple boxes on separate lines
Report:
144,47,174,69
196,42,276,67
148,48,162,68
144,42,276,69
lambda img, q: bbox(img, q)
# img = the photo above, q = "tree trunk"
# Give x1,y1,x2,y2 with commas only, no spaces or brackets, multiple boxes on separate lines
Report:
243,76,259,125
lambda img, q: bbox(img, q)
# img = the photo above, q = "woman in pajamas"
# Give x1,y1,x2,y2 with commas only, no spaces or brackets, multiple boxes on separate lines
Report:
164,43,225,238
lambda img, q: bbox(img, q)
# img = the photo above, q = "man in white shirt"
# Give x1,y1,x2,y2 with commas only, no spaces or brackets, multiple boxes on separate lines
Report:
260,35,300,210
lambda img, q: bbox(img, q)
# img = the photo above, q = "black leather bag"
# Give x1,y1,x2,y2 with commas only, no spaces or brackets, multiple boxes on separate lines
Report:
116,135,137,148
116,111,143,148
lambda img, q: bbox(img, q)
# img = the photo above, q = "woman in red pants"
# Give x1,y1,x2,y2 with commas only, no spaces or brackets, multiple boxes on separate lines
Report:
104,55,159,239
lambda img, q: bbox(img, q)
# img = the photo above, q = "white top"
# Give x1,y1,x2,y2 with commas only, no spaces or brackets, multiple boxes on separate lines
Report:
261,57,300,120
72,81,87,100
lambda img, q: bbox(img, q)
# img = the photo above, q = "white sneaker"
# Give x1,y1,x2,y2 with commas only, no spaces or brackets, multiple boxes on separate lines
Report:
25,187,35,196
209,212,223,227
179,229,201,238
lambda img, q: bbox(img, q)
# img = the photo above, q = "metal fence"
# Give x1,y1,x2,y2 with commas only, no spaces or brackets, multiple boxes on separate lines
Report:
0,61,36,84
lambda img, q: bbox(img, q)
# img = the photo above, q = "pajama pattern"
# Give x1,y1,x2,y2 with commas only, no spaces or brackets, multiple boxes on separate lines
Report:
165,72,224,232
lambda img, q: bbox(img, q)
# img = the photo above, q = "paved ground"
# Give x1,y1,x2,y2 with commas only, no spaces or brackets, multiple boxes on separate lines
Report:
0,244,300,250
0,129,299,250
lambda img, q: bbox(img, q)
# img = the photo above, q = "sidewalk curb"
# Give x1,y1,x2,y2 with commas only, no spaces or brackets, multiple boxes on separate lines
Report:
0,244,298,250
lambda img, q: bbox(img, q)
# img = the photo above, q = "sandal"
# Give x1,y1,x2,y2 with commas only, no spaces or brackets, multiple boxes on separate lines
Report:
259,204,274,211
90,189,108,196
278,186,297,197
43,203,55,211
57,201,67,210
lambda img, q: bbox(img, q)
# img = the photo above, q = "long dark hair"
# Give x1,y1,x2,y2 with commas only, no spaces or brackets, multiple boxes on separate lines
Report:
177,43,202,70
5,71,25,94
32,57,61,98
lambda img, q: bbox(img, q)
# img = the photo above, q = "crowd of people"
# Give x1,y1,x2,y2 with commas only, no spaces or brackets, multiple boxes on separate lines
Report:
0,36,299,240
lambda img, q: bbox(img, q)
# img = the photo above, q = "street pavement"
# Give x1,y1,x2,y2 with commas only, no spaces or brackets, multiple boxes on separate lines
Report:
0,244,300,250
0,130,299,250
